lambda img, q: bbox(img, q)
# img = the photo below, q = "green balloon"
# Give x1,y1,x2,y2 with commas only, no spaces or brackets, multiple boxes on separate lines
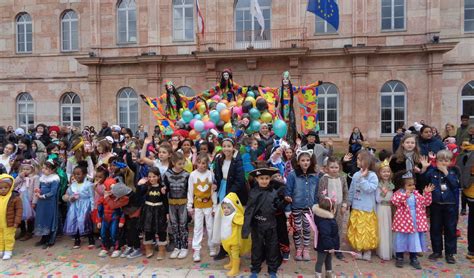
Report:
249,108,261,121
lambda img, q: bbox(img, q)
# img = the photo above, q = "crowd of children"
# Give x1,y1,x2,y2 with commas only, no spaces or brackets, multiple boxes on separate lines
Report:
0,121,469,277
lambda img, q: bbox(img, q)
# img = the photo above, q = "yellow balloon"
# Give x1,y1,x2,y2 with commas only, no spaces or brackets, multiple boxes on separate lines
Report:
245,96,256,107
202,115,210,122
237,98,244,106
198,103,206,114
261,111,273,123
223,122,233,133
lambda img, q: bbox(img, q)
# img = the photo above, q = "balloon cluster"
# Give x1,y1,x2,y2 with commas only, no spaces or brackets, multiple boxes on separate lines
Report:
177,90,288,140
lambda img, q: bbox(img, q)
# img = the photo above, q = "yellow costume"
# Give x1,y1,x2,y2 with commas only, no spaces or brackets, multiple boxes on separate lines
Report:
347,209,378,251
0,174,22,259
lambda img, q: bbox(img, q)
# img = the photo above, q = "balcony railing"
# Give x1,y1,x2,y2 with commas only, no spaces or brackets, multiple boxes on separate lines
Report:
197,28,307,52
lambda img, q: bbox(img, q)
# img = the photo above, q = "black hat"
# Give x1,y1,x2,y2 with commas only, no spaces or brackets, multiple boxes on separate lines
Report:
306,130,318,137
249,167,279,178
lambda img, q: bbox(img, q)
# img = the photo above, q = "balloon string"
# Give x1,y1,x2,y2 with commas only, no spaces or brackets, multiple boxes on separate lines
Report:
325,250,363,277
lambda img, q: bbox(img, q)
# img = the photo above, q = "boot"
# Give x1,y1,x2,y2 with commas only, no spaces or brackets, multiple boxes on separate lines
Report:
224,255,233,270
19,232,32,241
144,241,154,258
226,257,240,277
156,245,166,260
213,245,228,261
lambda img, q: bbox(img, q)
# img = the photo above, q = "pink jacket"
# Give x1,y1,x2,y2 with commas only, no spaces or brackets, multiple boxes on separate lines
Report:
391,190,432,233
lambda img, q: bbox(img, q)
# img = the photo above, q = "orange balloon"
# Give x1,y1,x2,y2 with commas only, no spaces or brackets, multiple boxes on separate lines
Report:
220,108,231,122
220,99,229,106
189,129,199,140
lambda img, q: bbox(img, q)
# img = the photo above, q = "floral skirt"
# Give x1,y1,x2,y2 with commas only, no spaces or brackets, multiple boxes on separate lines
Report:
347,209,378,251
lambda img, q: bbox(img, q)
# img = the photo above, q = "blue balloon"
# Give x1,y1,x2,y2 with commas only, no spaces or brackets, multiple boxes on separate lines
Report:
194,120,205,132
194,114,202,120
216,102,227,112
182,110,193,123
249,108,261,121
210,110,220,124
247,91,255,98
200,131,207,138
250,120,261,132
273,119,287,138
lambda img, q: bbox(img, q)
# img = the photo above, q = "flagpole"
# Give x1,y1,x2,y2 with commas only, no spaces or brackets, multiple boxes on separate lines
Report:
195,0,201,52
303,0,308,42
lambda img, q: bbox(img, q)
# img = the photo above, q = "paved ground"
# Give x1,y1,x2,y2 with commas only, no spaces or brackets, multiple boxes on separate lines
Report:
2,213,473,277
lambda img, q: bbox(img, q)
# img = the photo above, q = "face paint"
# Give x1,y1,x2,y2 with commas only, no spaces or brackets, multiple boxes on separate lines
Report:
223,72,229,81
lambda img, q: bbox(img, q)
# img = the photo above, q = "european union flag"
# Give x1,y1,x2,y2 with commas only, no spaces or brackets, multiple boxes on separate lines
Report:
307,0,339,31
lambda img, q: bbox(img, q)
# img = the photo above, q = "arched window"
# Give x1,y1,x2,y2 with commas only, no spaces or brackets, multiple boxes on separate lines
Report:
61,92,81,127
16,13,32,53
462,81,474,118
173,0,194,41
61,10,79,52
117,88,139,132
317,83,339,135
235,0,271,47
381,80,406,134
177,86,196,97
17,92,35,131
117,0,137,43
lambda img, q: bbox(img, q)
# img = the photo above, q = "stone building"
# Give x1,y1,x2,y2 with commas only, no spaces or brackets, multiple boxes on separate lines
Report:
0,0,473,146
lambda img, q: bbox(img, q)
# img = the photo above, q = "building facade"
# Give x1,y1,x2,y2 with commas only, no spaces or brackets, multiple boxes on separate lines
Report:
0,0,473,146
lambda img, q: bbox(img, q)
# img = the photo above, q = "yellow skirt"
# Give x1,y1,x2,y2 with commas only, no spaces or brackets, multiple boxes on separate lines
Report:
347,209,378,251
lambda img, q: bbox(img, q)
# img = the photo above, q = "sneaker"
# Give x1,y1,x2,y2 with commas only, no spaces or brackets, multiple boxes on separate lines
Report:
294,248,303,261
121,246,133,258
335,252,344,260
354,252,363,260
111,250,121,258
170,248,180,259
362,251,372,261
446,254,456,264
2,251,12,260
98,249,108,257
410,258,422,270
395,258,404,268
209,248,217,257
193,251,201,262
282,252,290,261
73,239,81,249
178,249,188,259
127,248,143,259
302,249,311,261
428,252,442,260
466,252,474,260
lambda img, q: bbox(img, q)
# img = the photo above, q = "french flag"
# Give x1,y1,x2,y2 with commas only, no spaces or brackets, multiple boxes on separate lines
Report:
196,0,205,35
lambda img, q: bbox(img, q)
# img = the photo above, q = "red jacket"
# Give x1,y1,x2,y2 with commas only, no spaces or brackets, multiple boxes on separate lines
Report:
391,190,432,233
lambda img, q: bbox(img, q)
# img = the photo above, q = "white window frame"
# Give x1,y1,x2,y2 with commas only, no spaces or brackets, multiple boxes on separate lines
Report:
314,0,338,35
117,0,137,44
234,0,272,49
117,88,139,132
461,81,474,118
60,92,82,127
16,92,35,131
465,0,474,32
16,13,32,53
317,83,339,136
61,10,79,52
173,0,195,42
380,81,407,135
381,0,406,31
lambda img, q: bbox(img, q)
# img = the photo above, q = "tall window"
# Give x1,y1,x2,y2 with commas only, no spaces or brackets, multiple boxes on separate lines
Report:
462,81,474,118
235,0,271,45
17,93,35,131
177,86,196,97
381,81,406,134
61,10,79,52
315,0,338,34
317,83,339,135
16,13,32,53
466,0,474,32
117,88,138,132
61,92,81,127
117,0,137,43
173,0,194,41
381,0,405,31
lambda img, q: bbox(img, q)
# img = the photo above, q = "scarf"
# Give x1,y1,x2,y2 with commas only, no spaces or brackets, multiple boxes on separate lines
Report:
404,151,415,173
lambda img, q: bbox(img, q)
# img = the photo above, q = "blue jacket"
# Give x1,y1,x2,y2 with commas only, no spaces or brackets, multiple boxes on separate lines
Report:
418,137,445,156
285,168,319,211
348,171,378,212
422,166,459,204
313,205,339,252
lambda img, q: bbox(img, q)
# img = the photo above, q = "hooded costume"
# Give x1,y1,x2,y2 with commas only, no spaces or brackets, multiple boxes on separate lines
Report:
0,174,22,258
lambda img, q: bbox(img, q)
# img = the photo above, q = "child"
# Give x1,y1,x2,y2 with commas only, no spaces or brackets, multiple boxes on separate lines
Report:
141,137,172,177
244,168,284,278
390,134,422,191
0,174,22,260
14,159,39,241
62,161,95,249
285,149,319,261
163,152,190,259
376,159,395,261
140,167,169,260
347,150,379,261
283,146,295,179
213,192,251,277
421,150,460,264
34,159,60,249
271,172,291,260
317,156,348,260
392,171,434,269
188,153,217,262
92,165,108,228
178,139,194,173
313,197,339,278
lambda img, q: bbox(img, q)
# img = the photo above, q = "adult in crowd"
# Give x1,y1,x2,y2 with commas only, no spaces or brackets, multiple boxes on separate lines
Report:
442,123,457,141
135,125,148,141
457,115,470,147
98,121,112,138
392,127,405,153
348,127,364,155
31,124,51,146
418,125,445,156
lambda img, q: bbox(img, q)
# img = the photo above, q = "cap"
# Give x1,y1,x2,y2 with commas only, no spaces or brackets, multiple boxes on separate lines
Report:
249,167,279,178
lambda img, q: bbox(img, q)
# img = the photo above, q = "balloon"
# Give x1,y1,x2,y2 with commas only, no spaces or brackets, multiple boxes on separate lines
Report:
202,115,210,122
212,95,221,101
189,129,199,140
220,100,229,106
182,110,193,123
197,103,207,115
176,120,185,129
256,97,268,111
229,101,236,108
216,102,227,112
204,121,215,130
247,91,255,98
223,122,233,133
237,98,244,106
242,101,253,113
232,106,243,116
260,111,272,123
273,119,288,138
210,110,220,124
189,119,197,129
249,108,261,121
220,109,231,123
200,131,208,138
216,120,225,131
194,114,202,120
245,96,256,107
250,120,261,132
194,120,205,132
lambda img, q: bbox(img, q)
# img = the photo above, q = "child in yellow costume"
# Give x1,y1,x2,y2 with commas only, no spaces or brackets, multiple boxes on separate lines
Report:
0,174,23,260
212,192,251,276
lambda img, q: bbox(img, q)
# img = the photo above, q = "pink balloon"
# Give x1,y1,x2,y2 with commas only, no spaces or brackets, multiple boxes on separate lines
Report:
189,119,197,129
204,121,216,130
212,95,221,101
233,106,243,116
